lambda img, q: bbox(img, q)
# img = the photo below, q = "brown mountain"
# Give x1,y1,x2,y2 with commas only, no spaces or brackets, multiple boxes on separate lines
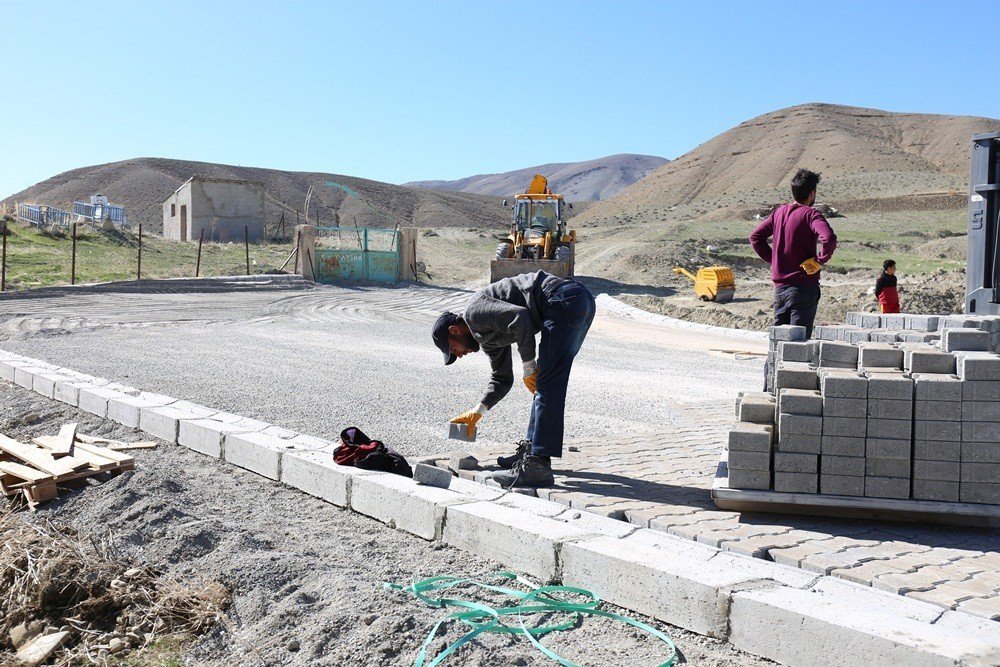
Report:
2,158,507,233
578,103,1000,224
405,154,668,201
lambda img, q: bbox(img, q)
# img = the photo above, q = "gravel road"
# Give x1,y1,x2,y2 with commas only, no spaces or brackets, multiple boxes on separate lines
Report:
0,279,764,459
1,379,771,666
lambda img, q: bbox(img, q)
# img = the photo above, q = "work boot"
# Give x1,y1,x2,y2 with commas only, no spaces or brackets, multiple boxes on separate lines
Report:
497,439,530,469
492,455,554,488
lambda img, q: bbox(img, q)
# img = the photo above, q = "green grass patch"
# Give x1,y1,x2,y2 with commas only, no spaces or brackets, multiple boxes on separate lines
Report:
0,221,294,290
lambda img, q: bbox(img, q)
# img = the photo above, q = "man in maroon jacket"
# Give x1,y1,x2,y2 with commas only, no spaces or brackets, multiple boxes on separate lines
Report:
749,169,837,338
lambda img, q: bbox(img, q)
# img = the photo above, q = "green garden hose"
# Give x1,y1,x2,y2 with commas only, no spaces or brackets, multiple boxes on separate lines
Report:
385,572,677,667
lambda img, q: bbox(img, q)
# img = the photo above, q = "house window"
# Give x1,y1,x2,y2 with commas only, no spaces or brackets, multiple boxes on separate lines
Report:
171,203,176,217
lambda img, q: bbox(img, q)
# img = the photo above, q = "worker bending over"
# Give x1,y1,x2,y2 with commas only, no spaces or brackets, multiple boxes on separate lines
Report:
432,271,596,487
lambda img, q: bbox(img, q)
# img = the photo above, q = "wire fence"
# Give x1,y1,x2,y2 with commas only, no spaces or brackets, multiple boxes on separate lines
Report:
0,216,297,292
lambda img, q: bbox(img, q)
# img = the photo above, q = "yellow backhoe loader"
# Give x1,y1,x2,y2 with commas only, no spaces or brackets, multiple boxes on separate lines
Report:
490,175,577,283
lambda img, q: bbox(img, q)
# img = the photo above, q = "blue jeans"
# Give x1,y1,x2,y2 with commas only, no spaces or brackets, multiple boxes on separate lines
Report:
526,282,596,458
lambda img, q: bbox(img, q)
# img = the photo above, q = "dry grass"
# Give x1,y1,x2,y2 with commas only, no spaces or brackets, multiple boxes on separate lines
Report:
0,509,228,666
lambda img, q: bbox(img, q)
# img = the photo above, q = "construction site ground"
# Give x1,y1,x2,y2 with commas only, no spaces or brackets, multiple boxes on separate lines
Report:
1,277,998,662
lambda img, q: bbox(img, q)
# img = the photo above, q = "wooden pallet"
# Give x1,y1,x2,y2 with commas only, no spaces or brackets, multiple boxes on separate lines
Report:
711,451,1000,528
0,427,143,509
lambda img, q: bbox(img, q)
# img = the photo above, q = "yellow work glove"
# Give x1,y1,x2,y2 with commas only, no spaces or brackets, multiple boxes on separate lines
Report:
523,360,538,394
450,404,487,436
800,258,821,275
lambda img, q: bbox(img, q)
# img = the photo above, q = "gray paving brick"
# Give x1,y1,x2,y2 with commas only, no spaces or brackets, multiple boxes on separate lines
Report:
775,363,819,391
866,437,911,459
860,313,882,329
812,325,843,340
773,472,817,494
870,330,902,343
866,418,912,440
962,401,1000,422
914,420,961,442
866,375,913,400
942,328,990,352
821,436,866,457
738,396,777,424
912,460,960,481
777,389,822,416
960,462,1000,484
819,341,859,366
778,413,822,436
728,468,771,490
821,455,865,476
822,396,867,418
774,452,818,473
904,314,940,332
858,342,903,369
914,400,961,421
727,423,773,452
865,457,911,478
865,476,910,499
912,479,960,502
962,380,1000,402
776,432,821,454
820,372,867,398
867,399,913,420
844,312,865,327
845,329,871,344
960,482,1000,504
779,340,817,363
962,420,1000,443
727,450,771,471
822,416,867,438
956,351,1000,380
770,325,807,341
914,439,961,461
906,350,957,375
820,474,865,496
898,332,940,343
881,314,907,329
960,441,1000,464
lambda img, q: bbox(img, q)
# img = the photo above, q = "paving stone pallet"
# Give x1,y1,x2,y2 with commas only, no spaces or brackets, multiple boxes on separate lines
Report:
6,345,1000,665
735,312,1000,519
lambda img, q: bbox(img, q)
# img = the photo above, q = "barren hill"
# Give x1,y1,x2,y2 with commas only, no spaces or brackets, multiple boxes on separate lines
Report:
2,158,507,234
405,154,668,201
578,103,1000,225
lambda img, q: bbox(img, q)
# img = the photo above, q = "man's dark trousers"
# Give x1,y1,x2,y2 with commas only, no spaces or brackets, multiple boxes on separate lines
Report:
526,281,596,458
773,283,821,338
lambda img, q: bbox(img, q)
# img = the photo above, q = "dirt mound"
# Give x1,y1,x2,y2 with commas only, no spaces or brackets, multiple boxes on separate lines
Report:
2,158,508,234
406,153,669,201
578,103,1000,225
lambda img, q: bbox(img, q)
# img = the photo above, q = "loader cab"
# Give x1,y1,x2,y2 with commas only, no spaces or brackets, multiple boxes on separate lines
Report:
513,195,565,236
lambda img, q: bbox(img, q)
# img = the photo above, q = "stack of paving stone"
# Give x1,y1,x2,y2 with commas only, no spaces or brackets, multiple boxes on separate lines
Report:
728,311,1000,508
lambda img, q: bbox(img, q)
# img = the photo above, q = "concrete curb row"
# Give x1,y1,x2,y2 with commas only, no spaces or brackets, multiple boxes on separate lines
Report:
2,348,998,666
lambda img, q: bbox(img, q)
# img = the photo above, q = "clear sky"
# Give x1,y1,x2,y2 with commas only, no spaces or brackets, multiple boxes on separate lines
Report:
2,0,997,198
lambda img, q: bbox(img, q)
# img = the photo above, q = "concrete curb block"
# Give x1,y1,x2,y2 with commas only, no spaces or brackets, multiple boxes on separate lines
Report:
3,346,999,666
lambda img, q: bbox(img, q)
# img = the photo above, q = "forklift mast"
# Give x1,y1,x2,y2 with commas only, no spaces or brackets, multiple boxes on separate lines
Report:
966,132,1000,315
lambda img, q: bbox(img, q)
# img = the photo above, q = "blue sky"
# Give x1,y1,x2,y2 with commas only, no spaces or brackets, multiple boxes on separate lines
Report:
2,1,997,198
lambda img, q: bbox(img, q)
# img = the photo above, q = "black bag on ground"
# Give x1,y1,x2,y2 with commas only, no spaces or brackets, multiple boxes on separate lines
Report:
333,427,412,478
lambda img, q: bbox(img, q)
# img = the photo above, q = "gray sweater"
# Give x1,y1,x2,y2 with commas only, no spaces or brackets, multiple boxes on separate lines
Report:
464,271,570,408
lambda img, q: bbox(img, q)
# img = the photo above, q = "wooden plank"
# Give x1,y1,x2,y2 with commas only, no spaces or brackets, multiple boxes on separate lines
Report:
32,436,109,472
0,434,80,478
0,461,55,484
75,434,128,446
72,441,135,466
49,423,78,456
107,441,158,451
23,482,58,509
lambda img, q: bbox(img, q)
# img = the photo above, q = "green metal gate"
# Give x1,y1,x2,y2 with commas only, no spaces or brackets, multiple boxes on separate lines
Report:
313,227,401,284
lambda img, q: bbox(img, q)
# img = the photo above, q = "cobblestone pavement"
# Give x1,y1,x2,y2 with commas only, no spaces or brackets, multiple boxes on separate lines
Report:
431,399,1000,622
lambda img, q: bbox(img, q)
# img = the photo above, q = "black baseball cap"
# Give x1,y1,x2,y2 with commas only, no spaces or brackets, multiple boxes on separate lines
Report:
432,311,460,365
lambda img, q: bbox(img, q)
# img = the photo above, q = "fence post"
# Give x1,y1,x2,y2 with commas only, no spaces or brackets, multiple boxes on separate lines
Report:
244,225,250,275
137,223,142,281
196,228,205,277
71,222,77,285
1,220,6,292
